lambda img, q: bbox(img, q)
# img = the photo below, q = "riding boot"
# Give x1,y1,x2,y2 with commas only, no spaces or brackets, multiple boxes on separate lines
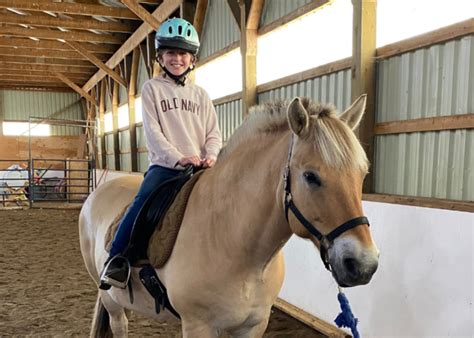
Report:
99,255,131,290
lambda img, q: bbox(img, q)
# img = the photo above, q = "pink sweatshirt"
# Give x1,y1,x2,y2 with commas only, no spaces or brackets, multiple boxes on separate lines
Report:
141,75,222,168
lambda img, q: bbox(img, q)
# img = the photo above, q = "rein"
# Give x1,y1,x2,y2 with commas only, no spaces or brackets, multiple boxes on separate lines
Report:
283,135,369,271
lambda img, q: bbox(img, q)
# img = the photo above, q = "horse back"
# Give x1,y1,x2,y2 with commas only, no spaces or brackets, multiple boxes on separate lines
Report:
79,175,142,280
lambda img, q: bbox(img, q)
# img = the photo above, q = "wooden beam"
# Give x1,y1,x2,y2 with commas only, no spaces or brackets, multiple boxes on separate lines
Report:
0,73,88,83
0,25,125,44
193,0,208,37
363,193,474,213
352,0,377,193
99,80,107,169
0,47,109,61
83,0,182,92
0,62,95,74
0,0,140,20
54,72,98,106
0,55,97,68
0,69,89,80
66,41,127,88
128,47,140,172
374,114,474,135
0,77,67,84
274,298,349,338
0,37,116,54
121,0,162,29
257,58,352,94
0,11,137,33
0,85,73,92
377,18,474,59
112,77,121,170
239,0,258,116
227,0,249,29
213,92,242,106
259,0,330,35
247,0,265,30
180,0,196,23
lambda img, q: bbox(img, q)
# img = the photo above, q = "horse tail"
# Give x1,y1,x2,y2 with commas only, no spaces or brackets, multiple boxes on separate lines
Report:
90,294,112,338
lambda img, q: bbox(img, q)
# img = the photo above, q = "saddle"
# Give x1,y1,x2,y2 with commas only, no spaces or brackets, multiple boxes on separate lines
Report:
103,166,203,317
105,166,203,267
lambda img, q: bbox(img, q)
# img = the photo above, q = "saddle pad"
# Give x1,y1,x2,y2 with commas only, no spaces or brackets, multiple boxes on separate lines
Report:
104,170,203,268
148,170,203,268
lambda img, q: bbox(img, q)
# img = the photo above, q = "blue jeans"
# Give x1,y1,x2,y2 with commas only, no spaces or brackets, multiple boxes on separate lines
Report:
109,165,182,257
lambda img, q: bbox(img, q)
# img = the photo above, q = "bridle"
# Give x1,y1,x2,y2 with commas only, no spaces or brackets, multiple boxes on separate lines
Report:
283,134,369,271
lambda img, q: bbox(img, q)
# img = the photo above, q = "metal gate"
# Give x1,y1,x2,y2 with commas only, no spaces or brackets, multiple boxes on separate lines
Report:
29,158,96,207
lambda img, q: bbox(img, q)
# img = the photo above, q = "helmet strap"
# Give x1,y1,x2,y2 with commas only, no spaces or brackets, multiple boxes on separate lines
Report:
159,63,194,86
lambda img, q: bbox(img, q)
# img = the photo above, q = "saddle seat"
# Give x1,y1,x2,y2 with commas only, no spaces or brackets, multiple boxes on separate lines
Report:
104,168,203,268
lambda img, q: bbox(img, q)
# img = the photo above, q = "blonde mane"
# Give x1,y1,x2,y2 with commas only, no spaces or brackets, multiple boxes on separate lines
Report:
219,98,368,171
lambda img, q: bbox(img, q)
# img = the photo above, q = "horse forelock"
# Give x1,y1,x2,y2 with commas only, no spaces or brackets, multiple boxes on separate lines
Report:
219,98,368,172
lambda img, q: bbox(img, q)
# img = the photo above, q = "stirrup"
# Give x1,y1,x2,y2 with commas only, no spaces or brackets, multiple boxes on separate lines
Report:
99,255,131,289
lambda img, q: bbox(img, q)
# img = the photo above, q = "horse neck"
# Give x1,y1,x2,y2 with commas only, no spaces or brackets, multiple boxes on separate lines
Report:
208,131,293,269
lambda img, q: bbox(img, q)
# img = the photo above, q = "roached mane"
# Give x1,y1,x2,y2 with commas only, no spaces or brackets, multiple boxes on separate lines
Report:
219,98,368,171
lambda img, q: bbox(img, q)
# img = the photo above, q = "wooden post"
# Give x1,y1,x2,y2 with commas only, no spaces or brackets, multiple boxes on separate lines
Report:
239,0,260,116
99,80,107,169
112,74,121,170
180,0,196,23
352,0,377,193
128,48,140,172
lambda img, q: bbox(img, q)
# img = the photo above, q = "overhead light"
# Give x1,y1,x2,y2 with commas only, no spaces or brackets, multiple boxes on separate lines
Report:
6,8,27,15
19,24,29,28
58,27,69,32
88,29,103,35
57,39,66,43
29,37,40,41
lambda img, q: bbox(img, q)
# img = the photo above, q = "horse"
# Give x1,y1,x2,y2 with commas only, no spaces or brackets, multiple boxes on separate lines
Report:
79,94,379,337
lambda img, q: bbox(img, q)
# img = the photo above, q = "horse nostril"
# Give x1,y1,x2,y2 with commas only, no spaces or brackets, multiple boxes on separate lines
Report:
343,257,359,277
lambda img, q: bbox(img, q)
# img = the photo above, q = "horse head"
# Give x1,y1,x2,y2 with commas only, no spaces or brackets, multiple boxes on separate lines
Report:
285,95,379,287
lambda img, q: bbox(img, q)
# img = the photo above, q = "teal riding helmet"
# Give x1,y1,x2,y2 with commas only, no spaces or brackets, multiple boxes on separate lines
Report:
155,18,200,55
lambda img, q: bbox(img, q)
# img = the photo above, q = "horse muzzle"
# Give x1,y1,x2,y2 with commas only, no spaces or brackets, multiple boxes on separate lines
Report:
329,238,379,287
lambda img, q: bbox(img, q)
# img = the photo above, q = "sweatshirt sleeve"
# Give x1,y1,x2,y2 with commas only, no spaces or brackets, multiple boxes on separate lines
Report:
141,82,183,167
203,92,223,160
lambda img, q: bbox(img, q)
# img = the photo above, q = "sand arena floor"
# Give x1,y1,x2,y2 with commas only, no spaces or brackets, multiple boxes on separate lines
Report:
0,207,324,337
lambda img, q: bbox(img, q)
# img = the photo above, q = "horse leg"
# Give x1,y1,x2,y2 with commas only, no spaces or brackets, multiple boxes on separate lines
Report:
100,292,129,337
228,321,269,338
181,319,218,338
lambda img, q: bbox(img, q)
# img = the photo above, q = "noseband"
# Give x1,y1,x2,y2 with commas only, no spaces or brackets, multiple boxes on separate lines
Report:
283,135,369,271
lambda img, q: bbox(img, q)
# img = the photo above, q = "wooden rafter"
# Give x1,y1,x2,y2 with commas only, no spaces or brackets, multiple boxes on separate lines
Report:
0,37,116,54
0,55,97,68
54,72,98,106
193,0,208,36
83,0,183,92
0,0,140,20
0,47,109,61
0,62,96,74
121,0,162,29
0,12,137,33
0,69,90,81
2,75,80,83
0,25,126,44
66,41,127,88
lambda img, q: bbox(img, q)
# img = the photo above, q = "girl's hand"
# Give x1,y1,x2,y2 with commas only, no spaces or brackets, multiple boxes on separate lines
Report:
178,156,201,167
201,158,216,168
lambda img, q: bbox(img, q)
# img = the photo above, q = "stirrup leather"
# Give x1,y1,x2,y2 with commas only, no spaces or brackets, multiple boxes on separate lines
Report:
100,255,131,289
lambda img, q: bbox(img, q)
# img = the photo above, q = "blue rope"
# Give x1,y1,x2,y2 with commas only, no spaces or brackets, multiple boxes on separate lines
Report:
334,290,360,338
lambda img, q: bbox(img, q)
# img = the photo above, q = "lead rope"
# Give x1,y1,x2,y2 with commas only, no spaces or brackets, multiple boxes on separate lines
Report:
334,286,360,338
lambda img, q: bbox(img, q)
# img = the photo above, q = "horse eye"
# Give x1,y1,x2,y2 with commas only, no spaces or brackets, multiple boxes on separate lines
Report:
303,171,321,187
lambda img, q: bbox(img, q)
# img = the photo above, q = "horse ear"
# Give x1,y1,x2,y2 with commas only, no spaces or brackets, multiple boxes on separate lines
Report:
339,94,367,130
287,97,309,137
